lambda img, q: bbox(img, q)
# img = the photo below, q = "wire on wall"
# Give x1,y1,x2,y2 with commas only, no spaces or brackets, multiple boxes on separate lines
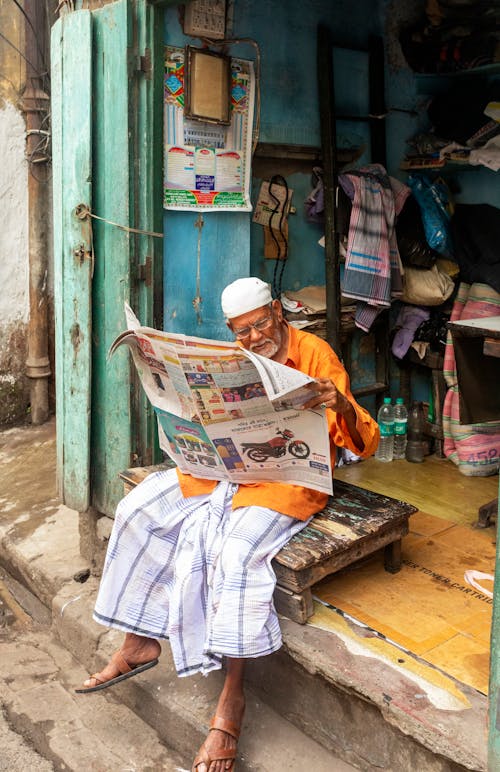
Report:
75,203,164,238
268,174,290,300
0,30,44,76
0,3,52,177
10,0,49,76
193,214,204,324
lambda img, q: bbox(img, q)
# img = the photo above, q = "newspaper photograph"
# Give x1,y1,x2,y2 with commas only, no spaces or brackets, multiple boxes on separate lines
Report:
110,307,333,494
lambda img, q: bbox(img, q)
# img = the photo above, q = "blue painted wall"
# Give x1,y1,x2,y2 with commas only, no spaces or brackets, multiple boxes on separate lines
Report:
163,0,381,344
163,0,499,407
251,46,374,293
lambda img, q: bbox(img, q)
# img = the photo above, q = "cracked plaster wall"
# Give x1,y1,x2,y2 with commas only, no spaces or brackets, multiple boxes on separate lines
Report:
0,99,29,425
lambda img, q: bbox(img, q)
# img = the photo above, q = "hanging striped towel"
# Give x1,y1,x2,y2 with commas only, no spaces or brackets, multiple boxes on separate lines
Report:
341,164,410,332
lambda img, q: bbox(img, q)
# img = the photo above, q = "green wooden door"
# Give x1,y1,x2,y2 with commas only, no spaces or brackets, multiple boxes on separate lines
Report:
52,10,93,512
52,0,162,516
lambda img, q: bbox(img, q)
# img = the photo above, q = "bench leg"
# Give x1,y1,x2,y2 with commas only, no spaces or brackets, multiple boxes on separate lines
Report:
273,585,314,624
384,539,402,573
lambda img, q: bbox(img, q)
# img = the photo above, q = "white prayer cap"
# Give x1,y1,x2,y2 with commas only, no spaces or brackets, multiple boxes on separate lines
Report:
221,277,272,319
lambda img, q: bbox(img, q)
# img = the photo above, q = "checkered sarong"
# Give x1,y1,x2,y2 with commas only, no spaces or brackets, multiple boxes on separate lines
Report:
94,469,309,676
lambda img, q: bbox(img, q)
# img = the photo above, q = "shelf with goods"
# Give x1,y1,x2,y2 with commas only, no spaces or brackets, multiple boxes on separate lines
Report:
400,157,486,174
401,62,500,176
414,62,500,95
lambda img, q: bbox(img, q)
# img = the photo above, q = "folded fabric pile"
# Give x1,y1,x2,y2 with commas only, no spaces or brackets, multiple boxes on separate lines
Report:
450,204,500,292
401,85,500,172
281,285,356,340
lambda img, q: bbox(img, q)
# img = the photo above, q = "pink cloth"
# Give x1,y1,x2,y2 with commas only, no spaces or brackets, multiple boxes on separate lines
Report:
442,281,500,476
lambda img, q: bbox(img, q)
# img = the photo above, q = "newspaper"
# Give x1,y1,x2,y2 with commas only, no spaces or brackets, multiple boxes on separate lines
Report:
110,305,333,495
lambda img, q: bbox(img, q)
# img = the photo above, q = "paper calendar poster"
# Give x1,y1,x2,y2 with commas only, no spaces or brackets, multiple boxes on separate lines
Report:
164,46,255,212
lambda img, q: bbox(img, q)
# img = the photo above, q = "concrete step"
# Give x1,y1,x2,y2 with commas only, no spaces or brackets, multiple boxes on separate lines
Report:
0,626,188,772
247,616,485,772
1,536,487,772
53,578,484,772
1,515,485,772
53,580,356,772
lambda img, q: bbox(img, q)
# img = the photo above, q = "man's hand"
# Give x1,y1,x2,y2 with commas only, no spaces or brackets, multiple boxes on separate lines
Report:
301,378,352,415
301,378,365,452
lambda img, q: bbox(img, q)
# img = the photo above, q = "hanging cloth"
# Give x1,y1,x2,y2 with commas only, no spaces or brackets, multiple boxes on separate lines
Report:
340,164,410,332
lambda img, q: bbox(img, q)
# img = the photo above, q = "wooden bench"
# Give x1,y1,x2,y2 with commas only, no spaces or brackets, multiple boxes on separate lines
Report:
119,465,417,624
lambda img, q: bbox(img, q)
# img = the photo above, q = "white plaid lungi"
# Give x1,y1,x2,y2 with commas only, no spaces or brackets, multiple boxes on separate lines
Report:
94,469,310,677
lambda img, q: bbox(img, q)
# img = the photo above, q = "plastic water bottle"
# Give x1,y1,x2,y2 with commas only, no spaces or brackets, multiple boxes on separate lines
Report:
375,397,394,462
393,398,408,460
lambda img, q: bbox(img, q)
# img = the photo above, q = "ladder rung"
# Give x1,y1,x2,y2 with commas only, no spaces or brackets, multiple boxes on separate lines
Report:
352,382,387,398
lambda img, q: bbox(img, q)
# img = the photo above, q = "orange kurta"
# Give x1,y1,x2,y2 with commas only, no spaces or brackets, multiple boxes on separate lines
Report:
177,325,380,520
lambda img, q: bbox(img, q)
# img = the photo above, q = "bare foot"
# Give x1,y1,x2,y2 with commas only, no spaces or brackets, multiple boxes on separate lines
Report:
82,633,161,689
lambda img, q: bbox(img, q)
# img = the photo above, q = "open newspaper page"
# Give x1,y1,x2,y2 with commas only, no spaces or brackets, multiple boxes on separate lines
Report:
110,318,333,495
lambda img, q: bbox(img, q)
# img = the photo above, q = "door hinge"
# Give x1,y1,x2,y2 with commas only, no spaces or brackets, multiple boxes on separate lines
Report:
129,47,151,78
137,255,152,286
143,446,153,467
135,48,151,78
141,50,151,77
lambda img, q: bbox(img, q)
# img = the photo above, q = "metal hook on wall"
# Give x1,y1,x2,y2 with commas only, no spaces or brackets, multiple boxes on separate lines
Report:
192,214,204,325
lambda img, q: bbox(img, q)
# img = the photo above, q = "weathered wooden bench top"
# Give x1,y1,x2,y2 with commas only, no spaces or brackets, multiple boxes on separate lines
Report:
273,479,416,589
119,465,417,623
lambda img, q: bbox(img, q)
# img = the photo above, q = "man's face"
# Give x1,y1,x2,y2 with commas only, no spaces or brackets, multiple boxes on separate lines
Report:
227,300,285,360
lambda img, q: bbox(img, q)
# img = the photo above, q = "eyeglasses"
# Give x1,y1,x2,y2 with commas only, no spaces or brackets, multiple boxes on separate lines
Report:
232,315,273,340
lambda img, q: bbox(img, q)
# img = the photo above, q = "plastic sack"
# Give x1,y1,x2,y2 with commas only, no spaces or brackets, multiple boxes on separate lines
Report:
396,194,438,269
401,265,455,306
408,174,454,258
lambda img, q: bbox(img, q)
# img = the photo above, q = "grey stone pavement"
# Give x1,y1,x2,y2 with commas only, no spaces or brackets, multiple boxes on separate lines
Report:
0,703,54,772
0,421,189,771
0,577,188,771
0,571,53,770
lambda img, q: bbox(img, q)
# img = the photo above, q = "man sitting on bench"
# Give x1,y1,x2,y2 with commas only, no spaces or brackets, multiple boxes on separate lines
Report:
77,277,379,772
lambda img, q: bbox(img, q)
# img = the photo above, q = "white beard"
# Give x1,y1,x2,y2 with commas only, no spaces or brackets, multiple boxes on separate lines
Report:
249,335,280,359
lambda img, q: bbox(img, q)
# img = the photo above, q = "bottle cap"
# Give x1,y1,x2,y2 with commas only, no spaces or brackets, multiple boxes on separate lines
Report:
396,397,404,404
383,397,392,404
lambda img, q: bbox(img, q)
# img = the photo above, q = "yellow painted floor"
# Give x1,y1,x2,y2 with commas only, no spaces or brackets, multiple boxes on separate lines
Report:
310,455,498,695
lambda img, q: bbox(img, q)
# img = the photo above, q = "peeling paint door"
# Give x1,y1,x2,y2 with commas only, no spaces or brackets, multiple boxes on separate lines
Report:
52,10,93,512
52,1,163,516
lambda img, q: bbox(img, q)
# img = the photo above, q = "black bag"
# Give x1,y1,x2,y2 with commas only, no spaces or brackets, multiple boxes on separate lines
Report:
396,195,438,269
450,204,500,293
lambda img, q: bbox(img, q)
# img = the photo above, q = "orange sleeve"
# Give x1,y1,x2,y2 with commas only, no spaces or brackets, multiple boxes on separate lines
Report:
307,340,380,459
